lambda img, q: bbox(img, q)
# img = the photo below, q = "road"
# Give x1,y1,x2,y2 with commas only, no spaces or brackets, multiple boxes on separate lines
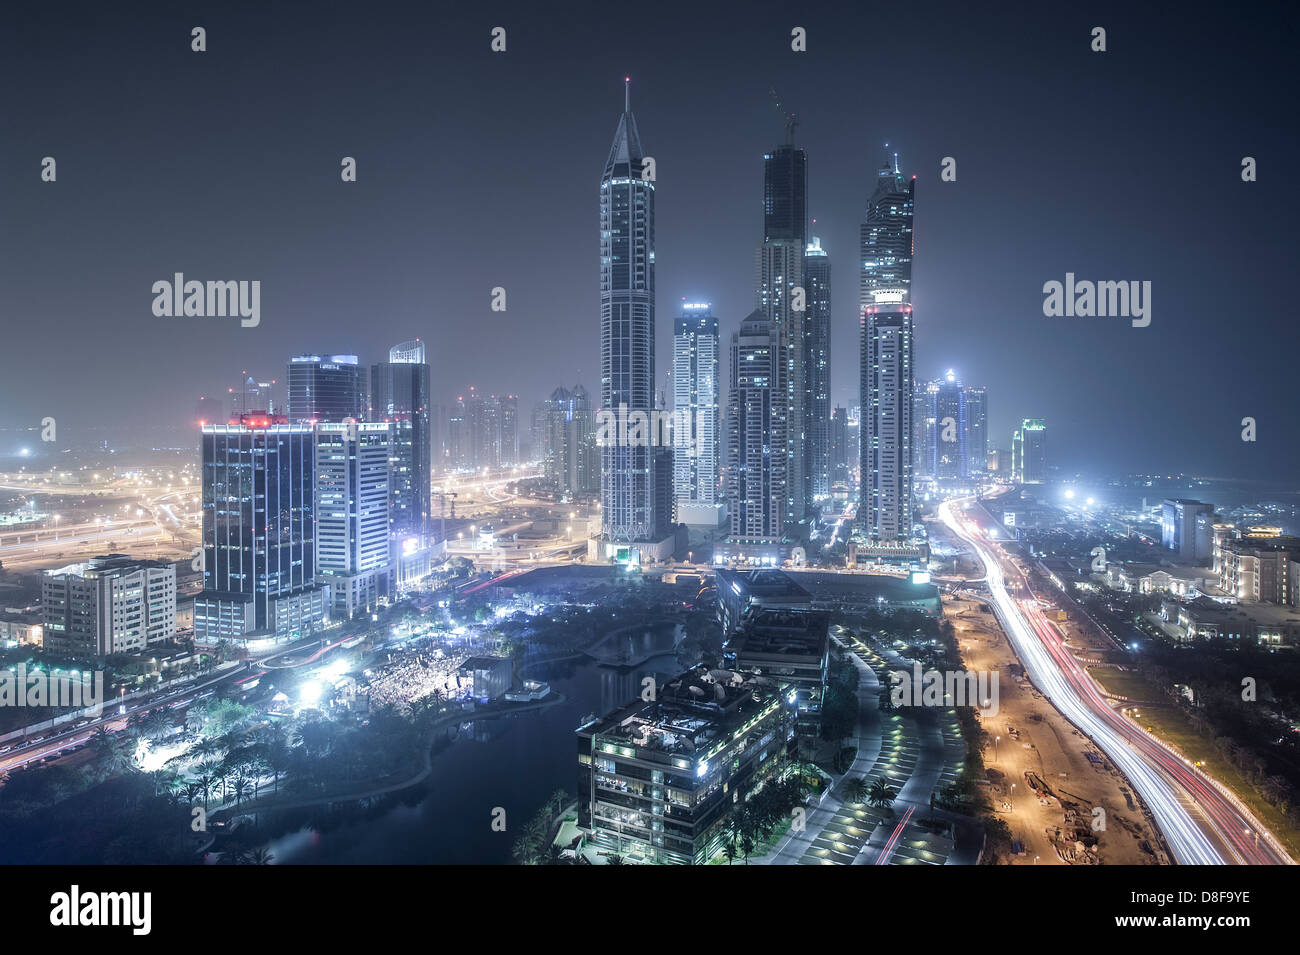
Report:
939,497,1291,866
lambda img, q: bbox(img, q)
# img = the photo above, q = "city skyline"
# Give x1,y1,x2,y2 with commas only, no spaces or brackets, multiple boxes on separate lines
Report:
2,4,1295,480
3,1,1300,897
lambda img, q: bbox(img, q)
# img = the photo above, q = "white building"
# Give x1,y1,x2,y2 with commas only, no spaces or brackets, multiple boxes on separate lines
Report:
673,304,723,527
316,420,393,619
42,555,176,656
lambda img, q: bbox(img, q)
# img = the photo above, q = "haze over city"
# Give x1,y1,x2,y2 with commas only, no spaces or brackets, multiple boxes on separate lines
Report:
2,2,1295,477
1,1,1297,933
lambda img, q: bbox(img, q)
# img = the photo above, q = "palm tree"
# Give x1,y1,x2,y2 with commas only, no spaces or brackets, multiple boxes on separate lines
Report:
232,776,254,808
844,777,868,804
605,853,625,865
247,847,274,865
867,779,896,810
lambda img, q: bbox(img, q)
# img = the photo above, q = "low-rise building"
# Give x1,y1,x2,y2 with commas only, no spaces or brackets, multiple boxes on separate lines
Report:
457,655,512,702
576,665,794,864
42,554,176,657
1160,596,1300,646
0,610,43,647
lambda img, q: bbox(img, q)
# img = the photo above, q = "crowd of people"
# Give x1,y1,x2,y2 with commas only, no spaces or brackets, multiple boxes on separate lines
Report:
365,647,466,712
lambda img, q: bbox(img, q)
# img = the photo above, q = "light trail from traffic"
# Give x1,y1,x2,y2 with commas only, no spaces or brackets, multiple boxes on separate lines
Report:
939,498,1291,866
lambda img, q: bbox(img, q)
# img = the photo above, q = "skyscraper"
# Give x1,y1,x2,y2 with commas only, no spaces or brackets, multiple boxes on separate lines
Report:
287,354,364,422
861,299,915,544
194,412,328,641
964,385,988,476
371,340,432,536
830,405,849,485
858,151,917,554
599,80,660,551
673,304,722,526
756,140,810,527
1012,418,1047,484
803,236,831,504
540,385,598,498
913,373,988,481
315,420,393,619
859,153,916,311
727,310,787,545
1160,499,1216,564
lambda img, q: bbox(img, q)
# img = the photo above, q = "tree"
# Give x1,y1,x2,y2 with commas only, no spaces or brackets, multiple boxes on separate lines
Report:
867,779,896,810
844,777,868,804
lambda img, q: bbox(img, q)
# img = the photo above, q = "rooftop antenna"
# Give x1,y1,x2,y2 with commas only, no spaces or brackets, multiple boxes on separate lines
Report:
769,87,798,145
625,76,630,112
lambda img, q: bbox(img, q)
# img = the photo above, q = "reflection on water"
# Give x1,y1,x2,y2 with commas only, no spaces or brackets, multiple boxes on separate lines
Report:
265,651,683,865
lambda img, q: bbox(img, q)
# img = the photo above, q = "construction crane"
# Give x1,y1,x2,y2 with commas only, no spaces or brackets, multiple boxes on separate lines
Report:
769,86,798,145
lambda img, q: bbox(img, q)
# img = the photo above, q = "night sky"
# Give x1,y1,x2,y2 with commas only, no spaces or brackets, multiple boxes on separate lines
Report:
1,1,1296,479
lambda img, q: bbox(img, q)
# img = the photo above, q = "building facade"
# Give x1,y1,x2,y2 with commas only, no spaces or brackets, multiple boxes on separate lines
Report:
673,304,722,526
42,555,176,657
599,80,659,546
287,354,364,422
577,665,795,864
727,310,788,546
370,340,432,536
1012,418,1047,484
804,237,832,506
861,299,915,543
194,413,328,641
315,420,393,619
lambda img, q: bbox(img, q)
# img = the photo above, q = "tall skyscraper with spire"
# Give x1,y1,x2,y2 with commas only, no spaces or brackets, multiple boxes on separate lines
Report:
859,151,918,550
859,151,915,310
756,135,811,530
598,79,660,551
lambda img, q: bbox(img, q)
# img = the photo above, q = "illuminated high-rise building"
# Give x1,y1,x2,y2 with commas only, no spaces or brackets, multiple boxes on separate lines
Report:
673,304,722,526
315,420,393,619
727,310,788,543
756,140,810,525
287,354,364,422
861,298,915,543
859,152,915,310
964,385,988,476
598,79,663,553
371,340,432,536
194,412,327,641
1012,418,1047,484
804,237,831,504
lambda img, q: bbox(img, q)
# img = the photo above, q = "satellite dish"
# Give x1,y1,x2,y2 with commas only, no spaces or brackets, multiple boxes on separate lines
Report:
790,546,807,568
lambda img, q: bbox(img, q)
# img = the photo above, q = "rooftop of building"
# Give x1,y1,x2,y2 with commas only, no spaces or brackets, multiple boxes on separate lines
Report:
716,568,811,604
784,569,938,602
1222,535,1300,553
730,607,830,661
459,655,510,670
589,665,781,756
1174,596,1300,628
44,554,172,578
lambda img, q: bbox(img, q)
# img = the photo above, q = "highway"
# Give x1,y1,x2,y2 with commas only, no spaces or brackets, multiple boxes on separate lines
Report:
939,497,1291,866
